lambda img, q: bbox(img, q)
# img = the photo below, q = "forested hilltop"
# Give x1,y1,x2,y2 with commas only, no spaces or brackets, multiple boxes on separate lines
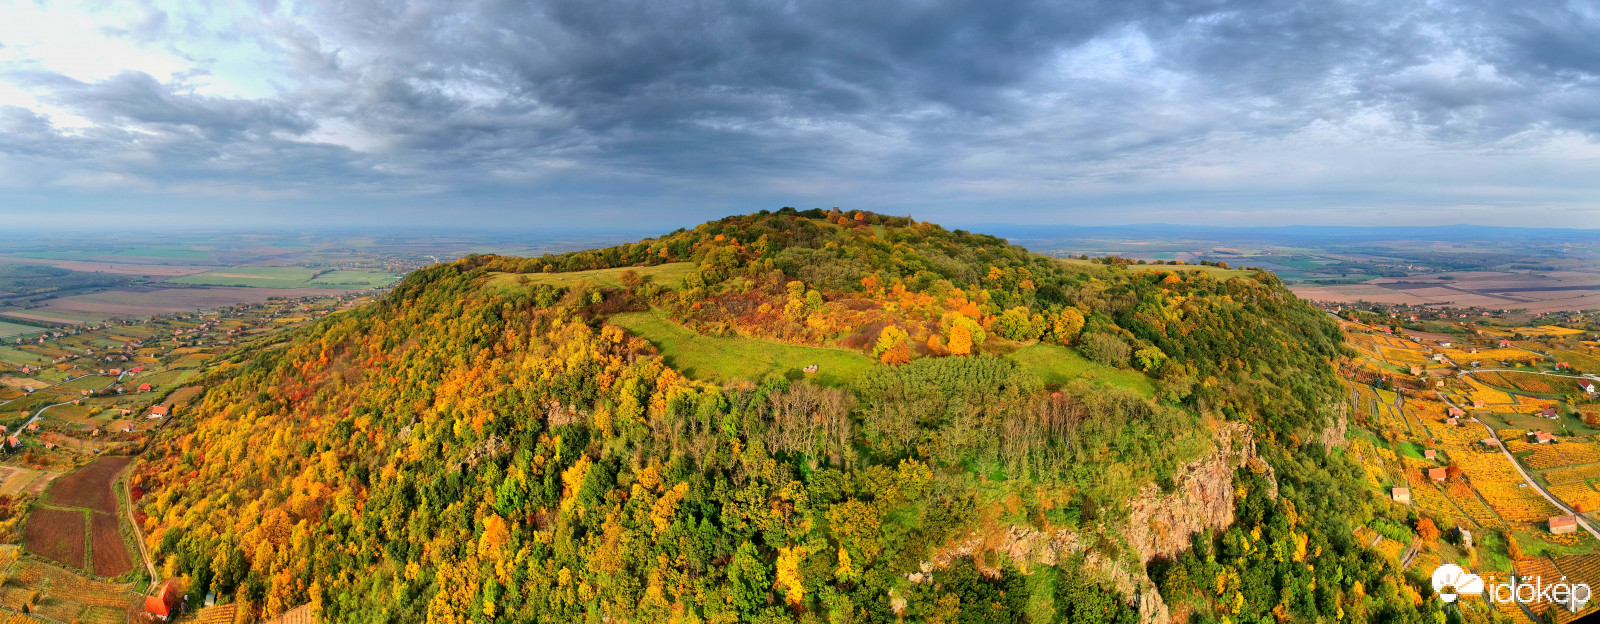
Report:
133,209,1447,623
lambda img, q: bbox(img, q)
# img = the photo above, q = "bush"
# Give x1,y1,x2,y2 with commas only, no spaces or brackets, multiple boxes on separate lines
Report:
1079,333,1131,367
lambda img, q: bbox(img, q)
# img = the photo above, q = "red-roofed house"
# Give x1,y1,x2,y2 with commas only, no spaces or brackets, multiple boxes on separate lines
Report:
1539,406,1560,419
1424,449,1437,460
138,383,152,393
1557,362,1571,370
1500,339,1513,348
145,578,183,620
1447,407,1466,418
1550,515,1578,535
150,405,169,418
1429,468,1447,482
1582,380,1597,395
1527,431,1557,444
1472,400,1486,408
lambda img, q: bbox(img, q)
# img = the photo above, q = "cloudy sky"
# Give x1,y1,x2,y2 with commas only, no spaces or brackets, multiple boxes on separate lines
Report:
2,0,1599,230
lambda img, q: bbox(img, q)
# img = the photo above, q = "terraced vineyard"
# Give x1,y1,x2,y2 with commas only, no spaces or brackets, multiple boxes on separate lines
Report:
1506,438,1600,470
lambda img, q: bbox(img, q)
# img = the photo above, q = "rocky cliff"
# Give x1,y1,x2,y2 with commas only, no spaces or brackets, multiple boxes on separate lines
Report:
912,421,1275,624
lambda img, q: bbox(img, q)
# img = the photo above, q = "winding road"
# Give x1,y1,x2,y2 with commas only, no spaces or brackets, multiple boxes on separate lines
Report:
1436,391,1600,542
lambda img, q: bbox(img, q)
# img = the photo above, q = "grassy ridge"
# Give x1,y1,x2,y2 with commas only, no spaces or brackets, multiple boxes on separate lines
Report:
1005,343,1155,397
608,308,874,386
487,262,696,290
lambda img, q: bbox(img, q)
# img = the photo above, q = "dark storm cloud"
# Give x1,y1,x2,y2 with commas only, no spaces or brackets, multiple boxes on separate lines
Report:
4,0,1600,226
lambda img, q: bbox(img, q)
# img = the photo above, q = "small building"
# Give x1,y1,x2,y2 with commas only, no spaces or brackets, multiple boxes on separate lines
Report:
1429,467,1447,482
1582,380,1597,395
1480,438,1500,448
1445,417,1459,426
803,364,819,373
150,404,170,418
1392,487,1411,504
1528,431,1557,444
4,436,18,449
1424,449,1438,460
145,578,184,620
1556,362,1571,370
1472,400,1486,408
1539,406,1560,419
1448,407,1465,417
1410,365,1424,376
1550,515,1579,535
1459,527,1473,548
1500,339,1513,348
1440,342,1453,348
138,383,152,393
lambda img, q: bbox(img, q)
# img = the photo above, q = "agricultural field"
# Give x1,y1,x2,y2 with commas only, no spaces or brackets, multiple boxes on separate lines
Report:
0,467,55,497
1506,438,1600,470
0,322,43,339
0,556,138,623
1551,350,1600,374
45,456,129,513
170,266,399,289
22,507,86,571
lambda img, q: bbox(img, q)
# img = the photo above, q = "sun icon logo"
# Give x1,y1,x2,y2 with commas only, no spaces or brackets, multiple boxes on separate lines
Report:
1432,564,1484,603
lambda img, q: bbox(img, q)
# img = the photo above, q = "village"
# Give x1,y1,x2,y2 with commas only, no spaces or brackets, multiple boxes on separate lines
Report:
1334,304,1600,623
0,293,369,624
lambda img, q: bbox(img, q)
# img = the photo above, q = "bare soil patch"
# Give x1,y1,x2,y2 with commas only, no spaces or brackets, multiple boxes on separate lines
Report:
90,511,133,577
46,456,131,513
24,506,87,570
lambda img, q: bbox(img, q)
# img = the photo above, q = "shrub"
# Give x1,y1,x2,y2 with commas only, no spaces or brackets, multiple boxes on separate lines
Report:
1079,333,1131,367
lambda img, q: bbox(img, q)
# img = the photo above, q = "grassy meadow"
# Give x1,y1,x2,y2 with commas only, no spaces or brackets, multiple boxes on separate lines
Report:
608,309,875,387
487,262,697,291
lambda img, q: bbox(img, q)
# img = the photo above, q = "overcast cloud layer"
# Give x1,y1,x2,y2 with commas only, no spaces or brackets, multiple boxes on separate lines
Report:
2,0,1600,229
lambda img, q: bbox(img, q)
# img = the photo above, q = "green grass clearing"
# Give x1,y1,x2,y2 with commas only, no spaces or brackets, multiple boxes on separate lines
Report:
0,321,46,338
1004,343,1155,397
608,309,873,386
308,270,401,288
487,262,697,291
166,266,320,288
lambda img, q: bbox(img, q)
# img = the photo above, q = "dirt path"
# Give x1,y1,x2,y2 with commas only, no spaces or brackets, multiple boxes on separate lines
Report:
117,460,157,589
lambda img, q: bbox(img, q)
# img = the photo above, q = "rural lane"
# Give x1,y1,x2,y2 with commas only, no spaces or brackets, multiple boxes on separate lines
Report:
1436,393,1600,542
119,462,159,589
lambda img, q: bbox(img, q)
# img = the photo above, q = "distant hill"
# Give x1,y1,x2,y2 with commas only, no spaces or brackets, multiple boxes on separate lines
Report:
131,209,1437,623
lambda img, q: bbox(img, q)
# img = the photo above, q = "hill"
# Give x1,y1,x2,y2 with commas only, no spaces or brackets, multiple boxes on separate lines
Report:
131,209,1439,623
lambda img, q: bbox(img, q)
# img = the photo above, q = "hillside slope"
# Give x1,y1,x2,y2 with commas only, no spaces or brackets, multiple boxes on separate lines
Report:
132,210,1441,623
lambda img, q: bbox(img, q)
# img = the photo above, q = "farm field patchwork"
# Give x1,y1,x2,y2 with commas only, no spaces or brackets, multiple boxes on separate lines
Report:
37,286,365,319
169,266,400,289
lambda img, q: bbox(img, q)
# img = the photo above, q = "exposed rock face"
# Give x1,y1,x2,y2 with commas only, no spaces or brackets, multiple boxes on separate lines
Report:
911,422,1274,624
1125,422,1266,567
